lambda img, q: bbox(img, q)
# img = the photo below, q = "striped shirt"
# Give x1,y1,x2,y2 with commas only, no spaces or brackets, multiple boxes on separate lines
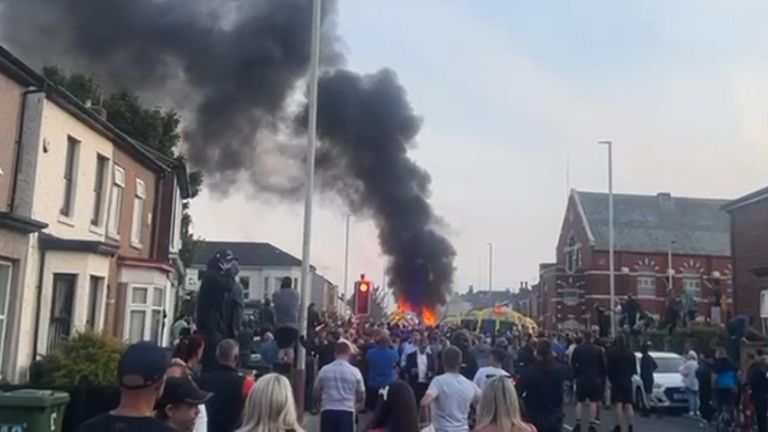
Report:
315,359,365,412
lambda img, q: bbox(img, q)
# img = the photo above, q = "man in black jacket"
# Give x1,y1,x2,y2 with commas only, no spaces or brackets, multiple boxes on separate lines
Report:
197,339,254,432
404,335,436,405
196,249,244,372
570,331,606,432
517,339,571,432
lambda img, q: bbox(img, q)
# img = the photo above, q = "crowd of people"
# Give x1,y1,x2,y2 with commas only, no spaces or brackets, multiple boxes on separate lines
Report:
81,247,768,432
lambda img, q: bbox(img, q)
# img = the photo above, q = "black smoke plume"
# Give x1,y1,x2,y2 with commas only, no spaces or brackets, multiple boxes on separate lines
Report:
0,0,455,308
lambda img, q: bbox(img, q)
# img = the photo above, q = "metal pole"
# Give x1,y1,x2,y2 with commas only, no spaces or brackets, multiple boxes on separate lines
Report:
343,214,350,312
297,0,322,375
488,242,493,292
599,141,616,338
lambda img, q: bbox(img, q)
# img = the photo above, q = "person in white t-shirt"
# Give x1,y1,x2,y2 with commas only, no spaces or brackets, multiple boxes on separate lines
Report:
314,342,365,432
473,348,510,390
421,346,481,432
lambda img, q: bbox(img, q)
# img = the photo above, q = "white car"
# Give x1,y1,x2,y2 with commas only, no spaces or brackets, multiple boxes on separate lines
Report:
631,351,687,409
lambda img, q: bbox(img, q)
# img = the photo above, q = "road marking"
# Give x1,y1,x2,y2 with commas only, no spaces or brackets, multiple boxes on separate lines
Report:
563,425,573,431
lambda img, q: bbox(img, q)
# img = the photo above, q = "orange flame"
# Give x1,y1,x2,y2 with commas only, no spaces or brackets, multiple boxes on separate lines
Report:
397,298,437,326
421,307,437,326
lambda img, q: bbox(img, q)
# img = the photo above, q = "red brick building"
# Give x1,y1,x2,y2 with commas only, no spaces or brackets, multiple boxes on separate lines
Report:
534,190,732,332
724,186,768,333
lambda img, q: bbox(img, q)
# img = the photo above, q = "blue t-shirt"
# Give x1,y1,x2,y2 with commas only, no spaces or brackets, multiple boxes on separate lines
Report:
714,357,739,389
366,345,399,389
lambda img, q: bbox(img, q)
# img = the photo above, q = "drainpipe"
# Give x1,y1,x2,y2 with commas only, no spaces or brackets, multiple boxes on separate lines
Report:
10,88,44,213
31,247,47,361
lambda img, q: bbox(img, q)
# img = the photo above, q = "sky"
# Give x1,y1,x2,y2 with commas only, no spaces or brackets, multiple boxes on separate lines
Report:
190,0,768,300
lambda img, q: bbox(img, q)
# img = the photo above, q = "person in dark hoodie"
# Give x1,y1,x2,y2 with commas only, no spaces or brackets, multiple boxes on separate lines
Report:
696,348,715,426
451,329,479,381
516,338,571,432
516,333,536,374
639,342,658,418
606,336,637,432
196,249,244,372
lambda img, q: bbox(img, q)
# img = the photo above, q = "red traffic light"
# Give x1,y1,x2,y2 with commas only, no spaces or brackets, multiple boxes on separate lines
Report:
354,276,372,315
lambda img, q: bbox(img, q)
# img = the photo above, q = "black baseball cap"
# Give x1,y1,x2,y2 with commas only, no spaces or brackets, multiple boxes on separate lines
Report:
118,341,170,389
157,377,211,406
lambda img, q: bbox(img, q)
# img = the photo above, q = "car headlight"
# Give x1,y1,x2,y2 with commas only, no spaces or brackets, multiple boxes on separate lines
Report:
653,383,663,390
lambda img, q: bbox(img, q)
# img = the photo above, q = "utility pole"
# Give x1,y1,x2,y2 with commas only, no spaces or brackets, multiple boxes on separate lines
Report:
599,140,616,338
295,0,322,418
343,214,350,311
488,242,493,292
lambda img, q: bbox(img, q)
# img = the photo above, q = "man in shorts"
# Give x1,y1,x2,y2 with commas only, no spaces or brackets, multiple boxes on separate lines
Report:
570,331,606,432
273,276,299,370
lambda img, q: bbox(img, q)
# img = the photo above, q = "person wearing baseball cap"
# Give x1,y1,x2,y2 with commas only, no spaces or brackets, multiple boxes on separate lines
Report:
80,341,174,432
156,377,211,432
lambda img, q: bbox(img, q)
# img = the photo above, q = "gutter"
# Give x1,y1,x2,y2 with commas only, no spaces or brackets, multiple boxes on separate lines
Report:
31,246,47,361
10,88,45,213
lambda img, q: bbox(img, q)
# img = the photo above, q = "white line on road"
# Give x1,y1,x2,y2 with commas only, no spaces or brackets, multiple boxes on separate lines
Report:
563,425,573,431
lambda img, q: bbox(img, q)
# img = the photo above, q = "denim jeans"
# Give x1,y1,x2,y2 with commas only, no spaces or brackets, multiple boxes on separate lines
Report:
687,389,700,414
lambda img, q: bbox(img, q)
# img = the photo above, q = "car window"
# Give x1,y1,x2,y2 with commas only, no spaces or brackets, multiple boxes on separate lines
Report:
653,356,684,373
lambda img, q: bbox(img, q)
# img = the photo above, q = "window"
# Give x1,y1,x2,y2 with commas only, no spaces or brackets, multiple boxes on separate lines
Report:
131,178,146,247
91,155,109,227
562,289,579,305
564,234,581,273
240,276,250,300
637,275,656,297
60,137,80,217
0,262,11,371
48,274,76,352
683,278,702,298
86,276,104,331
127,285,165,343
107,166,125,237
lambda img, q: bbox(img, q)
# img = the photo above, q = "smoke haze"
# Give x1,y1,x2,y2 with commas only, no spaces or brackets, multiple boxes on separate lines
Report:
0,0,455,308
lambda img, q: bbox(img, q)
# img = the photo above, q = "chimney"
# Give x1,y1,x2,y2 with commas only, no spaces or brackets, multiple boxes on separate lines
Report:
657,192,672,202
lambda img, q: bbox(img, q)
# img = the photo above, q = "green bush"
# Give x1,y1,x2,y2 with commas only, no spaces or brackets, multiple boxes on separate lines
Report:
41,331,125,386
645,325,727,355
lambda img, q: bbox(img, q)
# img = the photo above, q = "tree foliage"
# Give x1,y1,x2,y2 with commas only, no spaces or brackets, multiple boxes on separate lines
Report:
42,65,203,266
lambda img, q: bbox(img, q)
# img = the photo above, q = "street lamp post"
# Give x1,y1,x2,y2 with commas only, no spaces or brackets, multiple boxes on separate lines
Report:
343,214,350,310
488,242,493,292
599,140,616,338
296,0,322,417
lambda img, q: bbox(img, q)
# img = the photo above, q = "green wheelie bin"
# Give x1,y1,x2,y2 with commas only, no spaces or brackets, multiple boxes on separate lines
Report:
0,389,70,432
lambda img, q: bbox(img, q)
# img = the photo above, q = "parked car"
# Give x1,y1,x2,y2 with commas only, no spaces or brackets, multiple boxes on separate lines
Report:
631,351,687,409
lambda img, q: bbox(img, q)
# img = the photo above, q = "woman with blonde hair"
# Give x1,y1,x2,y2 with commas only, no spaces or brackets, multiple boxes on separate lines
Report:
237,373,303,432
475,376,535,432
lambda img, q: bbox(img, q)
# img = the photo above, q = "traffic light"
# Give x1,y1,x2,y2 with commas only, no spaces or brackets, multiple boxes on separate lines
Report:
354,274,372,316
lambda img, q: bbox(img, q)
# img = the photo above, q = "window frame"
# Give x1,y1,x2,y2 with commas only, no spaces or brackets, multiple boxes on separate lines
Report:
126,285,165,343
682,277,702,298
107,165,126,239
130,178,146,248
636,274,657,298
60,137,80,218
90,154,110,228
86,275,105,331
0,261,12,375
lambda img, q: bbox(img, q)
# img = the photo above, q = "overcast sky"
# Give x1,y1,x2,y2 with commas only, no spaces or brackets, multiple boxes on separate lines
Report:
191,0,768,299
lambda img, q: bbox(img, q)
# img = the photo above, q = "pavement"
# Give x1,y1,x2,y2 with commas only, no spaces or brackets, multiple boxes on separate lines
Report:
303,408,705,432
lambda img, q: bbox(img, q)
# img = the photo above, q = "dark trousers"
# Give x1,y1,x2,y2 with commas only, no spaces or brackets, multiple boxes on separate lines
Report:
753,396,767,432
700,388,713,422
365,387,380,412
411,382,429,407
201,331,223,373
321,410,355,432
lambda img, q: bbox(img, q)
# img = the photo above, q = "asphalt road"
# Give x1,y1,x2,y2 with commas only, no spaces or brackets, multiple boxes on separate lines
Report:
304,408,705,432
